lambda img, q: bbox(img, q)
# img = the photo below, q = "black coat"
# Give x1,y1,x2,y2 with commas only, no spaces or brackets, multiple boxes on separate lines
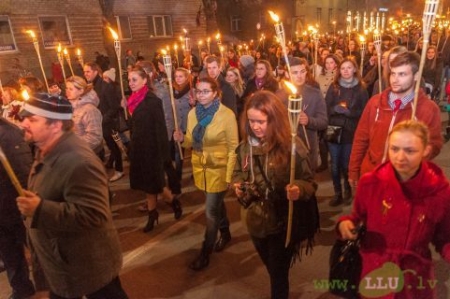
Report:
129,91,169,194
0,118,32,226
92,75,121,131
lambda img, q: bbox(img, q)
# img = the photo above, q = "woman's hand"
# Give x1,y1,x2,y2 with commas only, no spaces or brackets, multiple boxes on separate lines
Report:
173,129,184,143
233,183,244,198
339,220,358,240
285,184,301,201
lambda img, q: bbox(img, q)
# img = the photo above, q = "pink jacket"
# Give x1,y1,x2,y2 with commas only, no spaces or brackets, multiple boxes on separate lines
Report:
349,88,442,182
339,161,450,298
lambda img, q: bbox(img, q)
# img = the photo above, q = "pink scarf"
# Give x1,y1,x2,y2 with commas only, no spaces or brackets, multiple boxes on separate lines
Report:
127,85,149,115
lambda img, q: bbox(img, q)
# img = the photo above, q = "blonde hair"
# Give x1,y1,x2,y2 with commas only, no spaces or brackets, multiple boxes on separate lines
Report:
226,67,244,97
65,76,92,97
389,120,429,147
1,87,19,104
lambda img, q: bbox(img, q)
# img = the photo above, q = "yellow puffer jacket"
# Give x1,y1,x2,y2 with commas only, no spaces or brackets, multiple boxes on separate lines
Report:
183,103,239,193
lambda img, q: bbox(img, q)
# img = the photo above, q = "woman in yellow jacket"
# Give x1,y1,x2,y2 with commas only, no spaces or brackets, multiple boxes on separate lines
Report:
174,77,239,271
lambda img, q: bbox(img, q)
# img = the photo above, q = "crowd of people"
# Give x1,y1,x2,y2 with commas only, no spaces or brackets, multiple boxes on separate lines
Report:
0,27,450,299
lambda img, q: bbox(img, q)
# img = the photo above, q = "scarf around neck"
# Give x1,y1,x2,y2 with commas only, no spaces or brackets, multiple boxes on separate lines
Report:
127,85,149,115
192,98,220,151
339,77,359,88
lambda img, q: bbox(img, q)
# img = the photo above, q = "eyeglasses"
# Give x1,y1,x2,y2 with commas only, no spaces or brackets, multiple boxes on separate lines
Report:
195,89,213,95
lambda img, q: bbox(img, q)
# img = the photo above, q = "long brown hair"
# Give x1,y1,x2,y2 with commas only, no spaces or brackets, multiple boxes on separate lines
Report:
241,90,291,166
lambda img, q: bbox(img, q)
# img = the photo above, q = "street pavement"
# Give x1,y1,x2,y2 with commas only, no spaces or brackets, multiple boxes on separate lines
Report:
1,111,449,299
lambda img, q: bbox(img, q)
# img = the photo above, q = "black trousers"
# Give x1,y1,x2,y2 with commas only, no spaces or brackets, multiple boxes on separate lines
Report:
0,223,35,297
104,128,123,172
251,232,294,299
49,276,128,299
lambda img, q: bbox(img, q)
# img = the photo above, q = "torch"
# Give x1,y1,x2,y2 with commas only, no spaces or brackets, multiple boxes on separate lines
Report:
162,50,184,160
26,30,49,91
310,26,319,79
373,30,383,94
63,48,75,76
268,11,292,79
57,43,67,82
284,81,302,248
359,35,366,75
0,145,25,197
108,27,126,109
76,48,84,68
184,29,192,71
412,0,440,119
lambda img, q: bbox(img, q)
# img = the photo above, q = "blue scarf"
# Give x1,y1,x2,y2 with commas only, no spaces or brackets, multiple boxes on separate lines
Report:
192,98,220,151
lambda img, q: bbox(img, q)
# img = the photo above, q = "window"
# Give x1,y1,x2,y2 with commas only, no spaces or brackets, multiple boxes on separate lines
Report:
231,15,241,32
116,16,132,40
0,16,17,53
38,15,72,49
328,8,333,26
316,8,322,26
148,15,173,38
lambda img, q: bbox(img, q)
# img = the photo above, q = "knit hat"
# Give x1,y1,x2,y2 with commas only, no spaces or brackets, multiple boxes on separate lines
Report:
103,68,116,82
19,93,73,120
239,55,255,68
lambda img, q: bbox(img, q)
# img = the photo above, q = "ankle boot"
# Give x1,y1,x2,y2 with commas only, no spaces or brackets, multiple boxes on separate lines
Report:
189,246,210,271
171,196,183,220
143,209,159,233
329,193,343,207
343,188,352,203
214,229,231,252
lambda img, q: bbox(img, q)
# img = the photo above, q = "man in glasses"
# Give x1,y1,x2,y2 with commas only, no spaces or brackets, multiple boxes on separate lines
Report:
17,93,128,299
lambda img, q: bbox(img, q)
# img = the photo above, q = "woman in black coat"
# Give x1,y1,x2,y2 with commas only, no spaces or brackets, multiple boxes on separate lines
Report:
127,66,180,232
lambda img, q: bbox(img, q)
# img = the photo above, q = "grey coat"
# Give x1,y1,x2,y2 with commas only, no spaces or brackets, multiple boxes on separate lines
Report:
27,132,122,298
277,84,328,173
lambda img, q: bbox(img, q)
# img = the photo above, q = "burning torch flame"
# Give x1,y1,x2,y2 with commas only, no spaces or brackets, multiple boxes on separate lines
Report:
359,35,366,43
77,48,81,56
63,48,68,55
21,89,30,101
268,11,280,23
215,33,221,40
57,43,62,53
160,49,167,55
284,81,297,96
26,30,36,39
108,27,119,40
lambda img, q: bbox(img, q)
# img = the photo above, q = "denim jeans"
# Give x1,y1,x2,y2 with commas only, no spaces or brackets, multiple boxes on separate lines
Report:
328,142,352,193
203,191,229,251
251,232,294,299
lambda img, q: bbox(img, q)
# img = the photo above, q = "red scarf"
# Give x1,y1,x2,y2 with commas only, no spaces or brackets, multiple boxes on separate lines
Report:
127,85,148,115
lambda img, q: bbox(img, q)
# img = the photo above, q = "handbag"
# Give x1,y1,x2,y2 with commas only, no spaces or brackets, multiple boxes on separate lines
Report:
116,108,129,133
328,225,365,299
326,125,343,144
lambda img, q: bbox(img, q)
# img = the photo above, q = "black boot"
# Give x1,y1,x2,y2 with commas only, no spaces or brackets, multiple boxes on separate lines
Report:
329,192,343,207
171,196,183,220
189,246,210,271
214,229,231,252
143,209,159,233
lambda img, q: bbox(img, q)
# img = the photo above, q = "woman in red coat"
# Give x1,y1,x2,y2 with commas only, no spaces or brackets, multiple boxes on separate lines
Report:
338,120,450,299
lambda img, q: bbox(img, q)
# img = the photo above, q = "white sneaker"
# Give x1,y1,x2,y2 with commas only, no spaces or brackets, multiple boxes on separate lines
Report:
109,171,124,182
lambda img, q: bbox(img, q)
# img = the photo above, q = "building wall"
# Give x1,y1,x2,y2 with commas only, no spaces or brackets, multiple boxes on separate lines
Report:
0,0,205,85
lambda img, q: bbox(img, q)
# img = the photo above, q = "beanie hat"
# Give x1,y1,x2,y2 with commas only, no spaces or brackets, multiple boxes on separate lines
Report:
103,68,116,82
19,93,73,120
239,55,255,68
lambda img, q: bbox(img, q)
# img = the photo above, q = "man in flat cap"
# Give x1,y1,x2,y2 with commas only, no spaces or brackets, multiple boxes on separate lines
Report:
17,93,128,299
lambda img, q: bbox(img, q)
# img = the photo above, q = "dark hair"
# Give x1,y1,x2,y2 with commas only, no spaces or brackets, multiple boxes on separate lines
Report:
19,76,44,93
241,90,291,166
45,118,74,132
389,51,420,74
196,77,222,99
255,60,276,81
289,57,319,87
83,62,102,74
321,54,341,75
333,57,365,89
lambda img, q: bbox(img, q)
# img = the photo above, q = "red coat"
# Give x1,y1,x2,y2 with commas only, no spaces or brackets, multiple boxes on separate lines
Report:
446,81,450,104
339,161,450,298
348,88,442,182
